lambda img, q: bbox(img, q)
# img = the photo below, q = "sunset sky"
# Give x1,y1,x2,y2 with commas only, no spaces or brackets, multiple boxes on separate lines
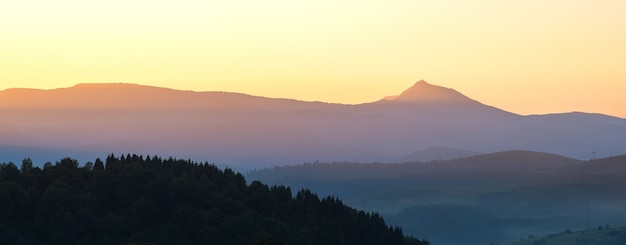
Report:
2,0,625,117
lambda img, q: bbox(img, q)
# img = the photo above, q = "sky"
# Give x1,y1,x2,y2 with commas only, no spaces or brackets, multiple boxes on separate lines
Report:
1,0,625,117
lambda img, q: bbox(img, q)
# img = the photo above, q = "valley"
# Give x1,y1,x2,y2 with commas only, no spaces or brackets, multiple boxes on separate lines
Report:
249,152,626,245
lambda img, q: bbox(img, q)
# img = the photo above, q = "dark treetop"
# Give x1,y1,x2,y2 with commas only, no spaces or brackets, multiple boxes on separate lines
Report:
0,155,427,245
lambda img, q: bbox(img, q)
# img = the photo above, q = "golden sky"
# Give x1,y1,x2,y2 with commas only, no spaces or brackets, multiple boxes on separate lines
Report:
1,0,625,117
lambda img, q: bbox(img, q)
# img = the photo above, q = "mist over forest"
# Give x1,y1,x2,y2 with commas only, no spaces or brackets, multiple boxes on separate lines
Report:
249,152,626,244
4,0,626,243
2,82,626,244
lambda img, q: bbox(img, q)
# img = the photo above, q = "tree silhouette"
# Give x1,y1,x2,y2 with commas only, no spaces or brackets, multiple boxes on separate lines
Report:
0,155,429,245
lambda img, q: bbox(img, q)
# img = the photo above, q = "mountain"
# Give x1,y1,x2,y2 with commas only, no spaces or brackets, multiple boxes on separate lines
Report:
510,225,626,245
438,150,582,173
521,154,626,190
2,81,626,168
248,150,582,196
402,146,481,162
565,154,626,175
382,80,475,103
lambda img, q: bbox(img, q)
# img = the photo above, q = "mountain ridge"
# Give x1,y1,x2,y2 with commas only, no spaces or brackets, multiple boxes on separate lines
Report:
1,81,485,108
4,82,623,118
2,82,625,119
1,81,626,166
382,80,476,104
402,146,482,162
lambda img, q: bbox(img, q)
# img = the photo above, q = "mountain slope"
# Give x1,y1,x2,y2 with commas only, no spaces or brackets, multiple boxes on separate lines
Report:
511,226,626,245
0,155,426,245
439,150,582,173
382,80,476,103
402,146,481,162
2,81,626,167
248,150,583,203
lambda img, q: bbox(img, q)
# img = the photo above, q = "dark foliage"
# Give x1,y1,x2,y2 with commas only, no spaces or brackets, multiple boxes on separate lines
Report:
0,155,428,245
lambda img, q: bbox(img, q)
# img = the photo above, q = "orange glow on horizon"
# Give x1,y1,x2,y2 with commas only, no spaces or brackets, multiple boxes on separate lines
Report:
1,0,625,117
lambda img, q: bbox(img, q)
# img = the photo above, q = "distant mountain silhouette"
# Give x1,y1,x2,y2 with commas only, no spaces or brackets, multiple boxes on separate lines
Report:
0,83,278,110
382,80,475,103
250,150,582,186
554,154,626,175
438,150,581,173
402,146,481,162
2,81,626,168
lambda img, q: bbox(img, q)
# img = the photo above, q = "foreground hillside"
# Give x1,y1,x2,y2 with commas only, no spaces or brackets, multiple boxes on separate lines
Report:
0,155,427,245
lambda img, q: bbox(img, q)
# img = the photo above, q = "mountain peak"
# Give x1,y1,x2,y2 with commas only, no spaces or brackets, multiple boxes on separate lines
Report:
383,80,474,103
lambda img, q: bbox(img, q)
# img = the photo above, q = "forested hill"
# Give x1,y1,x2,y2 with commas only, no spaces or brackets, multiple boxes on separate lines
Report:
0,155,427,245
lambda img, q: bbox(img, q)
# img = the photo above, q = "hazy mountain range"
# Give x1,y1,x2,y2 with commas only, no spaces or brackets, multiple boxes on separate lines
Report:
2,80,625,168
248,151,626,244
